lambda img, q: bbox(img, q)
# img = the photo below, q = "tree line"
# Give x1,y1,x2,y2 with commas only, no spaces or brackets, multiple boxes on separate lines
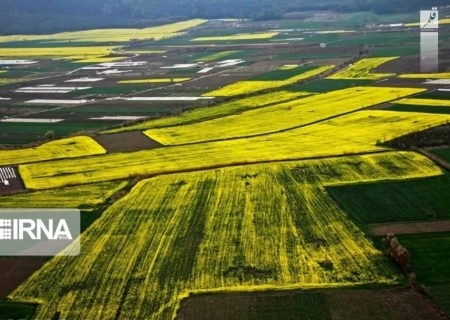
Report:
0,0,447,35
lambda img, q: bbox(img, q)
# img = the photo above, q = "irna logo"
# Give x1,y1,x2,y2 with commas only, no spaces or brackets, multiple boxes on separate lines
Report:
0,218,73,241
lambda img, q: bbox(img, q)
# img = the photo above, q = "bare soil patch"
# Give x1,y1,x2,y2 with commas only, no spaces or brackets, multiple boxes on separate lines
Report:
0,257,47,298
369,221,450,236
93,131,163,153
177,288,447,320
377,56,421,74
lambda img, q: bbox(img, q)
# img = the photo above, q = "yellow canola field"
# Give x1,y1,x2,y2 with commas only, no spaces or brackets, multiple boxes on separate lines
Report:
118,78,191,84
18,110,450,190
0,19,207,43
398,73,450,79
11,151,442,320
0,181,127,209
192,32,279,41
0,136,106,166
298,110,450,146
404,18,450,27
0,78,17,84
204,65,334,97
0,47,117,60
103,91,310,133
195,50,242,61
280,64,299,70
393,98,450,107
328,57,398,80
145,86,425,145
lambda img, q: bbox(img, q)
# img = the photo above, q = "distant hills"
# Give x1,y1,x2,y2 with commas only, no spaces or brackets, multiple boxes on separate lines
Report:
0,0,447,35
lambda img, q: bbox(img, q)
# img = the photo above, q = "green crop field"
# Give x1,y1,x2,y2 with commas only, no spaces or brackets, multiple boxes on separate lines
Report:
0,301,36,320
386,104,450,115
0,121,121,146
398,232,450,285
430,147,450,163
291,79,372,92
251,66,317,81
327,174,450,224
427,285,450,317
0,181,127,209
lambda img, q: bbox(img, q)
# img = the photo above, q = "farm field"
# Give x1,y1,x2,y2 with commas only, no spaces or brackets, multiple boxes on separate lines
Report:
385,97,450,114
398,232,450,316
12,152,444,320
0,136,105,165
177,288,445,320
192,32,279,41
0,181,127,209
430,147,450,163
327,174,450,224
327,57,398,80
0,19,207,44
1,8,450,320
103,91,310,133
398,232,450,285
19,109,450,189
203,65,334,97
144,87,426,144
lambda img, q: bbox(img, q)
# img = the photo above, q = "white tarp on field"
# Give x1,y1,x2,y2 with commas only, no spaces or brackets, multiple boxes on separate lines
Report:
16,86,91,94
161,63,199,69
65,77,104,83
97,69,132,75
98,61,147,67
90,116,146,121
425,79,450,85
1,118,64,123
0,59,38,65
25,99,92,105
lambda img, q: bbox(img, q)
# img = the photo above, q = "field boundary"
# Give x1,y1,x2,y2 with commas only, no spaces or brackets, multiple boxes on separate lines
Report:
413,147,450,171
368,221,450,236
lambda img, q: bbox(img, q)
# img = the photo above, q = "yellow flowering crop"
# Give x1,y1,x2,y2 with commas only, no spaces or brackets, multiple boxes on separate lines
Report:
192,32,279,42
11,151,442,320
0,136,106,166
398,73,450,79
145,86,424,145
0,47,117,60
404,18,450,27
195,50,242,61
280,64,299,70
117,78,191,84
19,108,450,190
0,78,17,84
328,57,398,80
103,91,310,133
0,181,127,209
393,98,450,107
204,65,334,96
0,19,207,43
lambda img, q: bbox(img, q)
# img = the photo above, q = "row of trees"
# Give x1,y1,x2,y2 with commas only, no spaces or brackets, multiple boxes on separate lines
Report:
0,0,448,35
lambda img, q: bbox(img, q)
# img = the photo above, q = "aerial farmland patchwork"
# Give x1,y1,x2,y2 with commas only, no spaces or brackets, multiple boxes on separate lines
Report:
1,6,450,320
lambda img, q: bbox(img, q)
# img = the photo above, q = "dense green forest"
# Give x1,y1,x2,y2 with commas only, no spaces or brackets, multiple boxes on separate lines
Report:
0,0,447,34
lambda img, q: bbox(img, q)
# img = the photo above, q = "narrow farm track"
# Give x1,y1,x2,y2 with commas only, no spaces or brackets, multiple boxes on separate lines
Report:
368,221,450,236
